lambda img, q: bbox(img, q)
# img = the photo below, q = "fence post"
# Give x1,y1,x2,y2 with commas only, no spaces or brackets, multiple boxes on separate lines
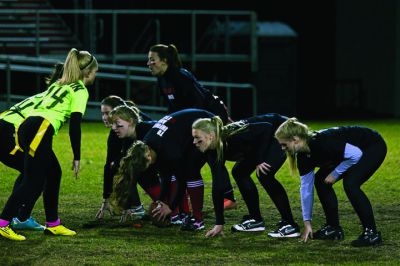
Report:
6,59,11,108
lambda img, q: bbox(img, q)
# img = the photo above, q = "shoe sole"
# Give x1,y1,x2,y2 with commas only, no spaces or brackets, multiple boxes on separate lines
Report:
268,232,301,238
231,226,265,232
12,226,45,231
44,229,76,236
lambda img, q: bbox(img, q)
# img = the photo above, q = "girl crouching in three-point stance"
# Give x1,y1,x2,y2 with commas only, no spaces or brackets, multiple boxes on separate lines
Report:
0,48,98,241
274,118,386,247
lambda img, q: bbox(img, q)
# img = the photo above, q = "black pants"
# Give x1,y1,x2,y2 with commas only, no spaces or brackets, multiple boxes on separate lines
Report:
315,136,387,230
1,116,61,222
0,119,37,220
232,139,295,223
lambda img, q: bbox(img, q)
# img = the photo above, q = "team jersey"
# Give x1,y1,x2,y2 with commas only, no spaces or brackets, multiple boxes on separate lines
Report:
143,108,213,206
157,66,229,122
0,91,46,127
297,126,383,176
144,109,213,166
29,80,89,135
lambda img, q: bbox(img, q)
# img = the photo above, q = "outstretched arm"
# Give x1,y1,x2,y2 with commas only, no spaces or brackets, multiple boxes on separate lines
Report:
69,112,82,178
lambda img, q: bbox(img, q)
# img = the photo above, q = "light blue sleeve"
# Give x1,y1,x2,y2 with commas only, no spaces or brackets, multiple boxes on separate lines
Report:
300,170,315,221
330,143,363,180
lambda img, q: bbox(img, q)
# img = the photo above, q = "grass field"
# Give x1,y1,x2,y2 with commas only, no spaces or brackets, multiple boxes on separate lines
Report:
0,119,399,265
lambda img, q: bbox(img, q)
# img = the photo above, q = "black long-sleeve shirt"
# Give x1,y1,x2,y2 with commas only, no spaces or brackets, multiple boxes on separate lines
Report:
297,126,384,176
207,121,275,224
158,67,229,122
143,109,214,210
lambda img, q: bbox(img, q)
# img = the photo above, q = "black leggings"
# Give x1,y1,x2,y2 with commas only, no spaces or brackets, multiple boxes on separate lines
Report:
315,137,387,230
1,116,61,222
232,140,295,223
0,119,38,220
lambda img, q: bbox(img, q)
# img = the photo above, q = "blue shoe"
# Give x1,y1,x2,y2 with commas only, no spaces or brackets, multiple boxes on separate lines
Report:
11,217,45,231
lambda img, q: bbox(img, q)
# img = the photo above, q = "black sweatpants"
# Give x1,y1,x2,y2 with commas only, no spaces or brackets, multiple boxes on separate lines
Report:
315,136,387,231
232,139,295,223
0,116,61,223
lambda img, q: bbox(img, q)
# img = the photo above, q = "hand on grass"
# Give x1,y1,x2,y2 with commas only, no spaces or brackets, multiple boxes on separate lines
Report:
205,225,224,237
95,198,112,220
300,221,313,243
152,201,172,221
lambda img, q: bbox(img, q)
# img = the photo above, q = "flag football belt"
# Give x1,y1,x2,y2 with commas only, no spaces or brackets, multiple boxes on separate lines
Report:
10,119,51,157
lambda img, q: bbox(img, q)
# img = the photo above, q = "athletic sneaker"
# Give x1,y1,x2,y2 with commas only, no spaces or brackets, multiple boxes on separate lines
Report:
268,221,300,238
131,205,146,218
171,213,189,225
180,218,205,231
314,224,344,240
224,199,238,210
11,217,45,231
351,228,382,247
231,219,265,232
120,205,146,223
44,225,76,236
0,225,26,241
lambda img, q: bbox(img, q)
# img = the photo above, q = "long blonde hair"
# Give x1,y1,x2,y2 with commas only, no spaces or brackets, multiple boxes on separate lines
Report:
58,48,98,85
192,117,248,162
275,117,312,176
110,141,149,211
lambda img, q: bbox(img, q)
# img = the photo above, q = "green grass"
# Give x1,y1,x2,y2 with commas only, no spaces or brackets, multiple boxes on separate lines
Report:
1,119,399,265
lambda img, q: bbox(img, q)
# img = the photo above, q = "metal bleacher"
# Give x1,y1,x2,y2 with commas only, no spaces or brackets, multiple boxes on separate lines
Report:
0,0,81,56
0,3,259,120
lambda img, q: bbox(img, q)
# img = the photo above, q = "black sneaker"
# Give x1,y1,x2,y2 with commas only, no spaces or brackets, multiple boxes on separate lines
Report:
231,219,265,232
268,221,300,238
314,224,344,240
180,218,205,231
170,213,190,225
351,228,382,247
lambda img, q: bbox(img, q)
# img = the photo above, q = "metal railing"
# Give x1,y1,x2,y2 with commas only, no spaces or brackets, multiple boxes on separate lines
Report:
0,55,257,117
0,9,258,71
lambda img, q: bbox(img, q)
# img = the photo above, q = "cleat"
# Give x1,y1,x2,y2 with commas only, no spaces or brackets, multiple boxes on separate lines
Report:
314,224,344,240
351,228,382,247
0,225,26,241
268,221,300,238
120,205,146,223
131,205,146,219
231,219,265,232
224,199,238,210
171,213,189,225
180,217,205,231
44,225,76,236
11,217,45,231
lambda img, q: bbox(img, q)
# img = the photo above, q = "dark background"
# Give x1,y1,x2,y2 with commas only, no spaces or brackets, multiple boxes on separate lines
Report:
38,1,400,119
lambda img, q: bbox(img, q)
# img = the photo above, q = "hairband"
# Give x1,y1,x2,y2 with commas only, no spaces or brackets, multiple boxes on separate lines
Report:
80,55,94,70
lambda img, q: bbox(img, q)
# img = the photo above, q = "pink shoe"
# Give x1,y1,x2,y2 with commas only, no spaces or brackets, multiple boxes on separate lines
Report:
224,199,238,210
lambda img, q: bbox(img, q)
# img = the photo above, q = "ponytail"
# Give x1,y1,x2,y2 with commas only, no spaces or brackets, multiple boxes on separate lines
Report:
110,141,149,211
58,48,98,85
149,43,182,68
